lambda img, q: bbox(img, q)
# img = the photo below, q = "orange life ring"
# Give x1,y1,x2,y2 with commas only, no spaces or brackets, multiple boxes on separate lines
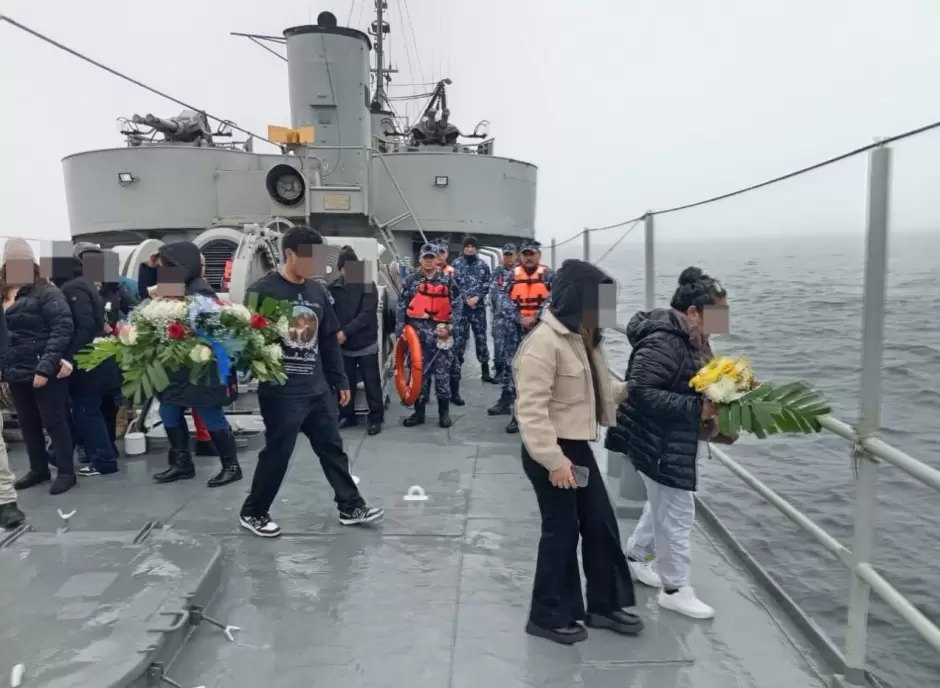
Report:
394,324,423,405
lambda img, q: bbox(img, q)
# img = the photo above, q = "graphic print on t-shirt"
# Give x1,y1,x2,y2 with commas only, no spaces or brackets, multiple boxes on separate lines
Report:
279,296,323,377
287,304,320,348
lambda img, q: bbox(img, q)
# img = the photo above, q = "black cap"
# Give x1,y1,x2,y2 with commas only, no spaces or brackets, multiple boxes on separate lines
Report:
462,235,479,249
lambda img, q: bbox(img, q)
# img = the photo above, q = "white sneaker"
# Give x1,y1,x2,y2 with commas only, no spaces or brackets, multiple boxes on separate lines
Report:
657,586,715,619
628,559,662,588
239,513,282,538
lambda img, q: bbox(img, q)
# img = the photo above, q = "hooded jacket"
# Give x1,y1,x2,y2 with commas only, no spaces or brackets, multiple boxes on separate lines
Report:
138,241,231,409
604,308,705,491
512,260,627,471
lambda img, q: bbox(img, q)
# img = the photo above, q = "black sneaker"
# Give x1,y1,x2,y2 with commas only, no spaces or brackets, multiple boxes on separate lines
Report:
239,513,282,538
77,466,101,477
339,505,385,526
0,502,25,530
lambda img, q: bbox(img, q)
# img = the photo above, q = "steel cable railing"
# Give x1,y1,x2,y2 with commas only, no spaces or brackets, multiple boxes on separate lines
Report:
592,132,940,686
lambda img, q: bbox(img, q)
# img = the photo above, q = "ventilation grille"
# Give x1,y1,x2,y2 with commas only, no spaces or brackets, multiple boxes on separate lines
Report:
201,239,238,290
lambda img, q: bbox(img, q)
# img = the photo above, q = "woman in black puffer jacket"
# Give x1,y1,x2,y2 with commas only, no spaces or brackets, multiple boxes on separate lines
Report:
1,239,77,495
137,241,242,489
605,267,727,621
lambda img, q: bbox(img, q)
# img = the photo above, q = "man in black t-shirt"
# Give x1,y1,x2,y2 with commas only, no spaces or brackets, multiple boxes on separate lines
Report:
239,226,384,538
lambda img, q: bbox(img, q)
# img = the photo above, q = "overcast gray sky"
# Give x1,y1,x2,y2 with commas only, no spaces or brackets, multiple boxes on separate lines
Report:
2,0,939,248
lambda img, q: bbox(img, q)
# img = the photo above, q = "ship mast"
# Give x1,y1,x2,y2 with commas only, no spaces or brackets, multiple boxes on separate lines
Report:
370,0,394,111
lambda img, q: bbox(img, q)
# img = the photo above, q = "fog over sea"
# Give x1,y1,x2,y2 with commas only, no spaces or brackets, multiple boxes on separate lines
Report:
591,231,940,688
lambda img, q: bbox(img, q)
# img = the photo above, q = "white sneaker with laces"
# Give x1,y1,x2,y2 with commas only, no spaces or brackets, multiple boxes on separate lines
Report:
657,586,715,619
628,559,662,588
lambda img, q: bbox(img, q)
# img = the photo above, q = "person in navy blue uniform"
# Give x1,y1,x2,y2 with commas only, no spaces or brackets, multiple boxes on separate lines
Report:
450,236,494,403
488,243,518,386
396,243,461,428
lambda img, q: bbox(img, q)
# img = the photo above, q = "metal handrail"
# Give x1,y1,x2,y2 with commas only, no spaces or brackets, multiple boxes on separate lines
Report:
606,327,940,494
595,143,939,686
605,356,940,656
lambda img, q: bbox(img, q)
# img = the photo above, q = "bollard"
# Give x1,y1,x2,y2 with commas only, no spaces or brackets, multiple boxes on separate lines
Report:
403,485,428,502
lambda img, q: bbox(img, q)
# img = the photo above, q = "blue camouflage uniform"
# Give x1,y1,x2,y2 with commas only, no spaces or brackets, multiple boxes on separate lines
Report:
489,243,517,384
450,235,494,392
396,243,461,428
487,240,554,432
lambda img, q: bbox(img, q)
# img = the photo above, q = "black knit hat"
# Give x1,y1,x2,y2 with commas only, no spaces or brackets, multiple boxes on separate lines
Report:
462,235,479,249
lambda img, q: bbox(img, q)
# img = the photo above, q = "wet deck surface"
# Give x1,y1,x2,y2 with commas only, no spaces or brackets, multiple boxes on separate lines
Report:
2,373,834,688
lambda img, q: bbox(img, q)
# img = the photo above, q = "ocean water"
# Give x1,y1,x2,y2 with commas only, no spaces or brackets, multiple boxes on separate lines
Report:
595,231,940,688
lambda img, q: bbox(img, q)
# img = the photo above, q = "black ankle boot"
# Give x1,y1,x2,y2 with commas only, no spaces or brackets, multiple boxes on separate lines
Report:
153,425,196,483
487,392,513,416
438,399,453,428
403,399,426,427
506,416,519,434
481,362,496,384
206,428,243,488
450,380,465,406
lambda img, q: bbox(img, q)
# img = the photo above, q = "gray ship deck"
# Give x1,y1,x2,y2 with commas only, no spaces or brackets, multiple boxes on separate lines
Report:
0,377,836,688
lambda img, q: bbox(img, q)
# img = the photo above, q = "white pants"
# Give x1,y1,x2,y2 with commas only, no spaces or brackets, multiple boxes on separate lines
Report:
626,442,707,588
0,416,15,506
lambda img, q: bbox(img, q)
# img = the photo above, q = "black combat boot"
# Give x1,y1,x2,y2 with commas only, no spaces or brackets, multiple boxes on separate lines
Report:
481,362,496,384
491,362,504,384
206,428,243,488
153,425,196,483
450,379,466,406
487,391,513,416
506,416,519,434
403,398,426,427
438,399,453,428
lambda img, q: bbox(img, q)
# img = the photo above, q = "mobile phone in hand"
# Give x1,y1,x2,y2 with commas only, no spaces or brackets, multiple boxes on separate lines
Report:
573,465,590,488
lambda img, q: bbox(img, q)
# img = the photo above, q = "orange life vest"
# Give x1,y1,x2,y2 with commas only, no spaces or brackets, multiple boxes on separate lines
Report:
509,265,549,317
222,258,233,291
407,277,453,322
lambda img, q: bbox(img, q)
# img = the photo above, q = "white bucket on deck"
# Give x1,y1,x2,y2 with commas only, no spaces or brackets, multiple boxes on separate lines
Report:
124,432,147,456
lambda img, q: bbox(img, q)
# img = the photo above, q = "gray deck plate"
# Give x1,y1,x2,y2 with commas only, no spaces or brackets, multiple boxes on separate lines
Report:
0,529,221,688
4,363,835,688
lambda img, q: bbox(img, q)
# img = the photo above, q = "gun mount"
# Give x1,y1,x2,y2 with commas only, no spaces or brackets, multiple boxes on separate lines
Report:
121,109,214,147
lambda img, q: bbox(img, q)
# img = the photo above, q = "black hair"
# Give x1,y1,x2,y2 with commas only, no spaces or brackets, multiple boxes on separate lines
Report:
669,266,727,313
281,225,323,259
337,245,358,270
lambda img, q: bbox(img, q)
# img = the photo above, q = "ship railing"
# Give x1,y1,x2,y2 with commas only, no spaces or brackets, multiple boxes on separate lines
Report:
548,138,940,687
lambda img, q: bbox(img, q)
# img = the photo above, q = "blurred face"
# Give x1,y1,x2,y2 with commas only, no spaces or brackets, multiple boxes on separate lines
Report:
435,250,448,268
4,259,34,287
686,295,729,334
420,255,437,272
463,244,477,257
286,244,317,280
200,253,206,277
520,250,539,269
501,252,515,268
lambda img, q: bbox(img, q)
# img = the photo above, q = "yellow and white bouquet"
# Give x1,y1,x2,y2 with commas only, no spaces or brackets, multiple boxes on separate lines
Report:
690,356,830,438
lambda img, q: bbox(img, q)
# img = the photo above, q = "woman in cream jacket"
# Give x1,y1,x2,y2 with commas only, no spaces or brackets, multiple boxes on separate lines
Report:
513,259,642,646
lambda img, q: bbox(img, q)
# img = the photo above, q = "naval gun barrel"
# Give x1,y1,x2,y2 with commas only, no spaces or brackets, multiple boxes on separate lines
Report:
131,113,182,134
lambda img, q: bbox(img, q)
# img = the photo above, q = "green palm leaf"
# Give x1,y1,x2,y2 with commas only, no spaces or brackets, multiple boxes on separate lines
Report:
716,383,830,438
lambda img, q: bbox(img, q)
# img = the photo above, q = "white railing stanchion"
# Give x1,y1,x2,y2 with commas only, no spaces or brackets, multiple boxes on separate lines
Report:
644,213,655,310
550,237,556,270
842,143,892,686
582,229,590,262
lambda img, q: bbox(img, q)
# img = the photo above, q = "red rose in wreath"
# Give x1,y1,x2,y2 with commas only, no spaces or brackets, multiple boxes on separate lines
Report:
167,322,187,340
249,313,268,329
